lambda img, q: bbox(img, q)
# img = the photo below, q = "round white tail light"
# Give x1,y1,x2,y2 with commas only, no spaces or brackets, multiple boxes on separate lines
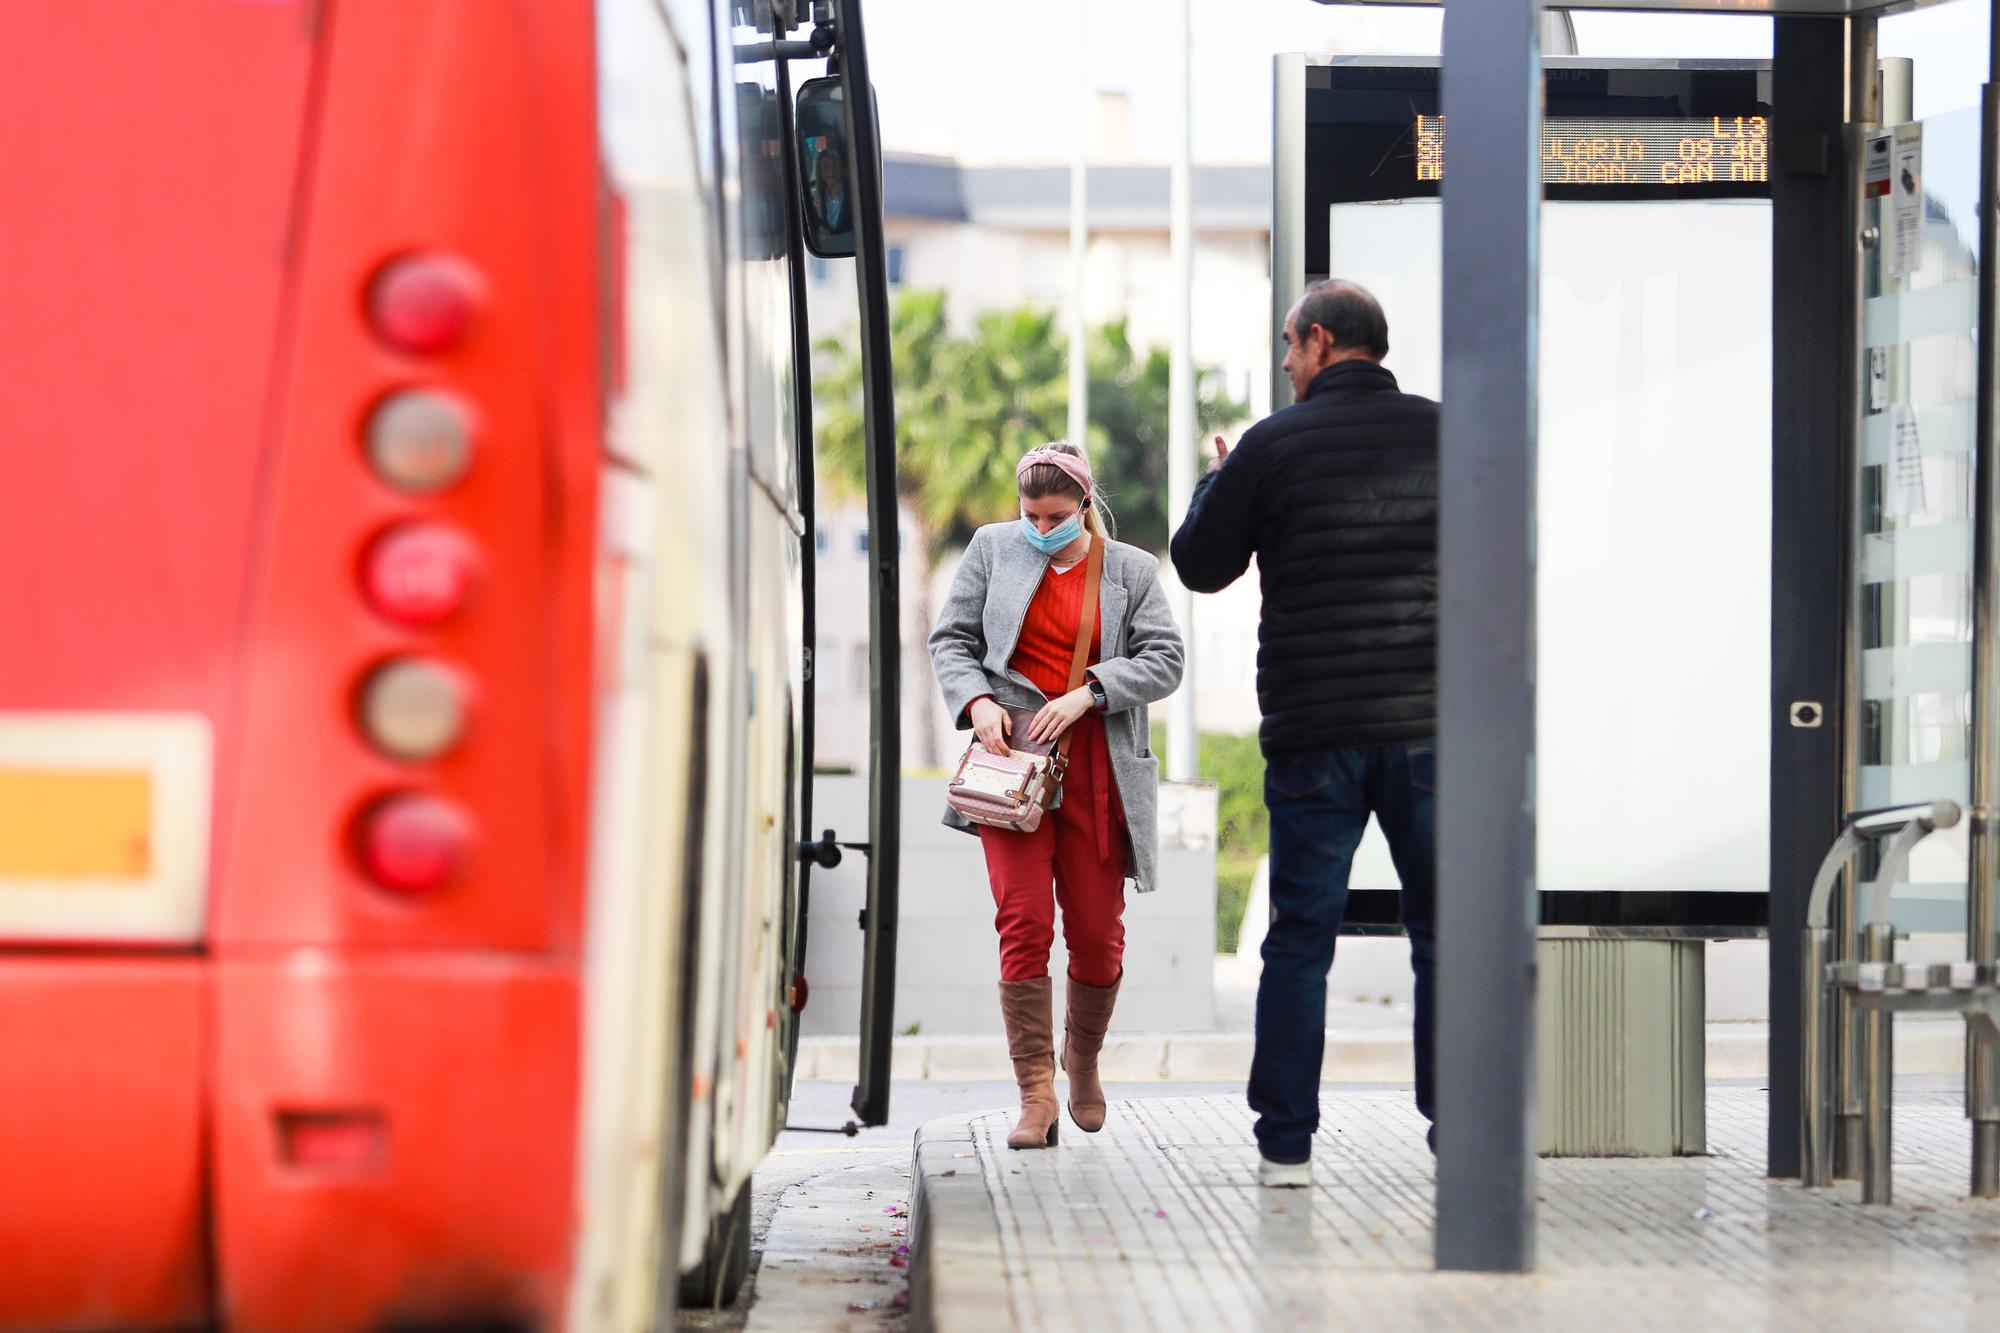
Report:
364,389,474,494
358,658,467,762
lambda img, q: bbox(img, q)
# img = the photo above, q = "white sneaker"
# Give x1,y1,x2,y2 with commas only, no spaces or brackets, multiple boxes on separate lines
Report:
1257,1155,1312,1189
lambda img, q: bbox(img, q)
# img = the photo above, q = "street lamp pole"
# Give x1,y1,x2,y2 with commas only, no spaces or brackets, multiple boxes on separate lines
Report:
1068,1,1089,453
1166,0,1197,782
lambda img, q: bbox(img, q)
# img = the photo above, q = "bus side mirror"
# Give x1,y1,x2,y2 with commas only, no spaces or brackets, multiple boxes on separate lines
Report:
794,76,855,259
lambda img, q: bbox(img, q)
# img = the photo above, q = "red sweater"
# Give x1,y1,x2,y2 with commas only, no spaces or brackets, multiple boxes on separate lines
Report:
1009,561,1101,698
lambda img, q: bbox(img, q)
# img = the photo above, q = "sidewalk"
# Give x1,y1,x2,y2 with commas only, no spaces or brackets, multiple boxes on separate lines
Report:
907,1085,2000,1331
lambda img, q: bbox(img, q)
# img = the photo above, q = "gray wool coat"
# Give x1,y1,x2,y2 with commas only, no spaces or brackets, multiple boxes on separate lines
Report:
928,522,1186,893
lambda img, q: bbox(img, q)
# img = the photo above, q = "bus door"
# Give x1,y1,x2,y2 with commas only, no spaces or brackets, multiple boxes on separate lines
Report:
775,0,904,1130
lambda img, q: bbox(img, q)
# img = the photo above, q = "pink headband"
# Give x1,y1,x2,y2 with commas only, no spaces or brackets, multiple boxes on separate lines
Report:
1015,446,1094,500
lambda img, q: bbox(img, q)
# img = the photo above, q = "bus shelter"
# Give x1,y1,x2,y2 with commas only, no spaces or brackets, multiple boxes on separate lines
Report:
1301,0,2000,1273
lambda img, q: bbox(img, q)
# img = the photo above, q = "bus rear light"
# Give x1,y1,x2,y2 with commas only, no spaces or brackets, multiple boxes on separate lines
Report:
357,792,471,895
363,524,477,627
366,254,479,355
357,658,467,763
364,389,474,494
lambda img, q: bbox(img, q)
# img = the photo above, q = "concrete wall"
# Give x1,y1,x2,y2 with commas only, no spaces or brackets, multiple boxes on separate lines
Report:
801,775,1218,1037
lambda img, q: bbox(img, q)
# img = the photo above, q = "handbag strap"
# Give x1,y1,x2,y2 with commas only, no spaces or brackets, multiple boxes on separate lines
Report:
1054,531,1106,764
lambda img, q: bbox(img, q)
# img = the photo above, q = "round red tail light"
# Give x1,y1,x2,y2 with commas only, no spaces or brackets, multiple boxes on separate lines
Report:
363,524,477,627
367,254,480,355
358,793,472,894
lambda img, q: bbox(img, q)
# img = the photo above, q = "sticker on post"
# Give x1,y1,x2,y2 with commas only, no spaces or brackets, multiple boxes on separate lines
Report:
1862,132,1892,200
1889,123,1922,277
1886,404,1926,516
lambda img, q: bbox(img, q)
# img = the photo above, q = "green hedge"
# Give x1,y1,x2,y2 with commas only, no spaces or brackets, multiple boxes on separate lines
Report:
1154,723,1266,954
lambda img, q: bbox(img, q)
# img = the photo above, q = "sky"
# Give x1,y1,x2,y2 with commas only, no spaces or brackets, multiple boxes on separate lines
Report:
861,0,1990,164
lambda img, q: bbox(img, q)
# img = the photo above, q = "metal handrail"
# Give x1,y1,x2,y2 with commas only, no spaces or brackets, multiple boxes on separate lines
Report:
1804,800,1961,929
1802,800,1959,1193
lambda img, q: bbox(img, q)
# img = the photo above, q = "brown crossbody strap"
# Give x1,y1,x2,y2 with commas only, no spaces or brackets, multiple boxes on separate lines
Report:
1054,532,1106,765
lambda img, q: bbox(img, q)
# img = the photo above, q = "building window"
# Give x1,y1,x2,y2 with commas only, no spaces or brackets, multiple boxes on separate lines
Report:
856,528,870,555
885,244,905,286
809,255,830,284
814,526,829,555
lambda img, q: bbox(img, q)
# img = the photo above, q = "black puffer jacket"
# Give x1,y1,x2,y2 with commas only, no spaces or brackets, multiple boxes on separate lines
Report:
1170,360,1438,754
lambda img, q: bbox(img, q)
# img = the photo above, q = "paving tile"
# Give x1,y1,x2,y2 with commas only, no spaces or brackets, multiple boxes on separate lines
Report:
910,1085,2000,1330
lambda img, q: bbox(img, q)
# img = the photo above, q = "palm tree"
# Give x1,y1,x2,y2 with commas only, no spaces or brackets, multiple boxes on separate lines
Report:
814,291,1249,763
1086,318,1247,553
816,292,1055,765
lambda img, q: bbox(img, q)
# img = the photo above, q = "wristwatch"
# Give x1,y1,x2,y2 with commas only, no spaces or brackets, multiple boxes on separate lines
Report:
1086,678,1108,711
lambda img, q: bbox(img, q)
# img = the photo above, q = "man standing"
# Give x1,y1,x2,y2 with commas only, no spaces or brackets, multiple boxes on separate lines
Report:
1169,281,1439,1186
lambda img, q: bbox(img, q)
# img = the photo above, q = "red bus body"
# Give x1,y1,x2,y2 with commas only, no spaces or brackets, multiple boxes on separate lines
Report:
1,2,605,1326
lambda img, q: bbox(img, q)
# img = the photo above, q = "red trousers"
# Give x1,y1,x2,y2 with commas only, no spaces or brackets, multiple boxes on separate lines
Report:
978,714,1129,988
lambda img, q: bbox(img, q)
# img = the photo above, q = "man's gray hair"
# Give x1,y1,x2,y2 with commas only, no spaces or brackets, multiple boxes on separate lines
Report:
1294,280,1389,360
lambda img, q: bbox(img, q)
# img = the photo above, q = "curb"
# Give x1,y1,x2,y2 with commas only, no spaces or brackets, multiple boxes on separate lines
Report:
907,1112,1010,1333
803,1021,1969,1086
797,1030,1412,1084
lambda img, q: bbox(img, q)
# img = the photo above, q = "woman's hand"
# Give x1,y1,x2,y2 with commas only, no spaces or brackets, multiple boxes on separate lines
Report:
970,697,1011,756
1026,688,1094,744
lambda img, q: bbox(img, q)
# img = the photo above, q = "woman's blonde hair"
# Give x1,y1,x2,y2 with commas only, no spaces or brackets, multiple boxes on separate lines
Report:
1017,440,1116,540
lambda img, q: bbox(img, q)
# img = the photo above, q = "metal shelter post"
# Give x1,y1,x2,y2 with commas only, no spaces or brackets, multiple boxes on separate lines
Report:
1765,13,1853,1181
1968,0,2000,1201
1834,16,1880,1183
1434,0,1540,1274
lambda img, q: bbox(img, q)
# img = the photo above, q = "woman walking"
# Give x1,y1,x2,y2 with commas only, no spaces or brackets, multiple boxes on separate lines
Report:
929,442,1185,1148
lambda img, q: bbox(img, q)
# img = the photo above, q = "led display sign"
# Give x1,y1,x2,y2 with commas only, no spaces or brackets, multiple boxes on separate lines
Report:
1411,114,1769,186
1298,60,1773,285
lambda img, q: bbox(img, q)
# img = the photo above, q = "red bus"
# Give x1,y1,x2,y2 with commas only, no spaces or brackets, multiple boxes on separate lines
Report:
0,1,900,1327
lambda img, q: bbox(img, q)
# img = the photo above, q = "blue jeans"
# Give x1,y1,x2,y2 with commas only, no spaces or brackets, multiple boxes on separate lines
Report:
1249,740,1436,1164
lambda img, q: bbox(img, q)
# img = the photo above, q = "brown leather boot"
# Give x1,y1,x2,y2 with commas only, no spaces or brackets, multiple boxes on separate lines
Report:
998,977,1059,1149
1061,972,1120,1132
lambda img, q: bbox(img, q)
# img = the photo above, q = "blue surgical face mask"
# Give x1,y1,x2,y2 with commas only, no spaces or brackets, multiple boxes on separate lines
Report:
1020,509,1083,555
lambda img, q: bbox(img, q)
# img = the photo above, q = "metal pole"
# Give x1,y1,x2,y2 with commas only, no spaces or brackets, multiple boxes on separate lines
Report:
1861,920,1896,1203
1834,14,1880,1182
1165,0,1197,782
1270,55,1307,416
1802,924,1835,1186
1435,0,1540,1274
1067,1,1089,452
1966,0,2000,1200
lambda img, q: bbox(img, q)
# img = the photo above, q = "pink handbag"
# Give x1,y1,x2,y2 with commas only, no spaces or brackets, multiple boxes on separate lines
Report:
946,534,1103,833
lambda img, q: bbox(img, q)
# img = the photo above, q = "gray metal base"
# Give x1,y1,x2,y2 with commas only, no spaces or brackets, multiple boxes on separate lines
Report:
1835,1115,1865,1181
1536,939,1705,1157
1975,1121,2000,1198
